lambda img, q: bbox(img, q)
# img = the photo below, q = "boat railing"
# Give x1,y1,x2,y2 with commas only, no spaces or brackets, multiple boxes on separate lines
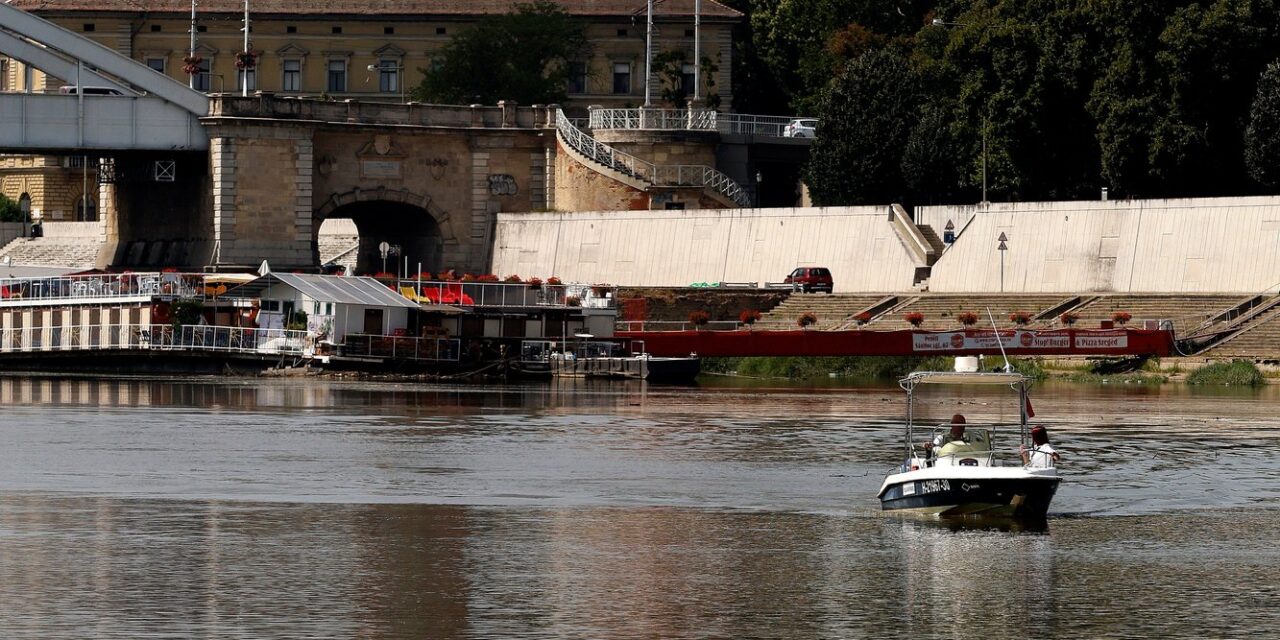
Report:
0,323,312,356
342,333,461,361
0,271,207,305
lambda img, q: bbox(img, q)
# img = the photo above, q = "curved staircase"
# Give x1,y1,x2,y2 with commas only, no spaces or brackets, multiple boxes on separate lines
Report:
554,110,750,208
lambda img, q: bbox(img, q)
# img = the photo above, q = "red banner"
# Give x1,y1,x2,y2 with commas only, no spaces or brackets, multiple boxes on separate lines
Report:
617,328,1173,358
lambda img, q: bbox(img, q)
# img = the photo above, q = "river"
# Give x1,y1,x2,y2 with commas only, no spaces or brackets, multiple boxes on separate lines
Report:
0,375,1275,638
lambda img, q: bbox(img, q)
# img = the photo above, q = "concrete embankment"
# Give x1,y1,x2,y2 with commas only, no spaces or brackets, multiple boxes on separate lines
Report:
492,196,1280,295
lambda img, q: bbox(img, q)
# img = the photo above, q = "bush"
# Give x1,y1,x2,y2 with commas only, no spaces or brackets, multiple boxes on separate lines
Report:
1186,360,1264,386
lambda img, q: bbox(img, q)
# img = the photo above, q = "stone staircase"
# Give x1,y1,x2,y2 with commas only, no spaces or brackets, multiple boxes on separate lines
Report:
554,109,750,207
917,224,947,257
755,294,890,330
867,294,1071,331
1201,304,1280,358
1061,294,1249,335
0,235,100,269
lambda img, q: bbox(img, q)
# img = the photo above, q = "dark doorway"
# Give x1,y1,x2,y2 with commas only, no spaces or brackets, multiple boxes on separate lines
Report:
320,200,445,276
363,308,384,334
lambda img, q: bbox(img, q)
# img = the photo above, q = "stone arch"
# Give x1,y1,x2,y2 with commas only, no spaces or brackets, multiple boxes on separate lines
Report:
315,186,457,275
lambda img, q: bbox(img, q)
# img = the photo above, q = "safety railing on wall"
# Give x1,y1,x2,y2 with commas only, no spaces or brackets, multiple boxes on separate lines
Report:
0,324,311,355
588,108,718,131
556,109,750,206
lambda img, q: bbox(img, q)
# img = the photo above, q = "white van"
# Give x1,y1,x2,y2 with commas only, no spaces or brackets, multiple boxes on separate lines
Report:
58,85,126,96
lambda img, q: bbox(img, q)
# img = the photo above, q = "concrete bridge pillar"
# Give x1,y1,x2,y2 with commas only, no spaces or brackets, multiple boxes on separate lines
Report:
208,124,315,270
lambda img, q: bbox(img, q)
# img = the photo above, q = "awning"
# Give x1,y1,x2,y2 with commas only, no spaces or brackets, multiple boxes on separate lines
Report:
418,303,466,315
225,273,419,309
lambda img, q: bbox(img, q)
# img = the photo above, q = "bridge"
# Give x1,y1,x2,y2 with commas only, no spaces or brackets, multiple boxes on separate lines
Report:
0,2,207,152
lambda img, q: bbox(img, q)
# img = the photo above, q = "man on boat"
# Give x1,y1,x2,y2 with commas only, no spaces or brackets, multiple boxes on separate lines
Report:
925,414,968,451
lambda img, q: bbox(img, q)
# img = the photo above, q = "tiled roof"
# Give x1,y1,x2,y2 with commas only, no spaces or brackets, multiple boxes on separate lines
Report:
10,0,742,19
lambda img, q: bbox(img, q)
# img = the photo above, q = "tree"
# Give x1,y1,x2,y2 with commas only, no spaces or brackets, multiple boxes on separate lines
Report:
0,194,21,223
1246,62,1280,186
412,1,588,105
651,50,719,108
805,48,920,205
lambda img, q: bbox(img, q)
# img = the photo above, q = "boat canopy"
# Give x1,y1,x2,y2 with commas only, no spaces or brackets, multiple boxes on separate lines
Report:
900,371,1030,388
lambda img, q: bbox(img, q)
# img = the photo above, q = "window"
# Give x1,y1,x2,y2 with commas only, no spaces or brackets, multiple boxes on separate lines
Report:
377,58,399,93
384,26,395,35
146,58,166,74
331,26,343,34
436,27,447,35
612,62,631,94
237,68,256,92
327,60,347,92
151,24,162,32
82,24,96,32
681,63,696,95
261,300,280,312
282,59,301,92
75,196,97,222
286,25,297,34
616,28,628,37
567,61,587,94
197,25,207,33
193,58,211,91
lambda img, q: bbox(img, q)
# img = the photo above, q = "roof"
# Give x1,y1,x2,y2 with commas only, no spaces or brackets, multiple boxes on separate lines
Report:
11,0,742,19
228,273,419,309
901,372,1030,386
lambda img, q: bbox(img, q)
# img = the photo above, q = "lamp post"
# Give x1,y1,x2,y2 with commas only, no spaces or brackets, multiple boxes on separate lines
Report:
368,63,406,103
240,0,250,97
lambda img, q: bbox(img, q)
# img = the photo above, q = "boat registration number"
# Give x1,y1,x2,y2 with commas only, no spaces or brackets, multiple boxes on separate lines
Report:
917,479,950,494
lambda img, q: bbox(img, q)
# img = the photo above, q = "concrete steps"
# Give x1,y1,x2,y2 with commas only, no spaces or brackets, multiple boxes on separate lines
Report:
756,294,889,330
865,294,1069,331
917,224,948,259
1061,294,1248,335
1200,304,1280,358
0,235,100,269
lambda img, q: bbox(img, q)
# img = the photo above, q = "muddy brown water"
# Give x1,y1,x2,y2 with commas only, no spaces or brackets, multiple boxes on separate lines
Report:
0,376,1275,638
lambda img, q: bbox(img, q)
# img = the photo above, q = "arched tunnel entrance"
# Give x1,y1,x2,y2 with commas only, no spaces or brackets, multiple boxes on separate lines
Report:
318,199,444,277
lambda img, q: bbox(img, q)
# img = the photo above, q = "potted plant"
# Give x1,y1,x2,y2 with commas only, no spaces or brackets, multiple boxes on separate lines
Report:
957,311,979,327
546,276,562,286
904,312,925,328
1113,311,1132,326
591,283,612,297
415,271,433,281
504,274,523,283
476,274,500,283
565,295,581,307
854,311,873,327
439,270,458,281
797,311,818,329
527,277,543,289
739,309,761,328
1059,312,1079,326
1009,311,1032,326
689,310,711,329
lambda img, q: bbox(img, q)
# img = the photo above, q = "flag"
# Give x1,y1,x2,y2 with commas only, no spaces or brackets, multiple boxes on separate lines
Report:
1025,396,1035,418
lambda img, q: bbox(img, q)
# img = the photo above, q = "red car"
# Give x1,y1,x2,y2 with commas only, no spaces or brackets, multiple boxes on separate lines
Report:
784,267,834,293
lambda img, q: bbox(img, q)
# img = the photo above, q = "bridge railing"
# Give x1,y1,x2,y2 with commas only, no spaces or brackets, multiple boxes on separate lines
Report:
715,113,812,138
556,110,751,206
588,108,718,131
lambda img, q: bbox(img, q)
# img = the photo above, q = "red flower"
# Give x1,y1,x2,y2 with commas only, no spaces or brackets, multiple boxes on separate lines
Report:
904,312,925,327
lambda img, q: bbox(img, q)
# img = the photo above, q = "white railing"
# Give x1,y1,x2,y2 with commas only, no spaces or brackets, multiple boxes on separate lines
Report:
0,271,204,304
588,108,718,131
556,109,751,207
0,323,311,355
585,108,815,139
396,280,616,309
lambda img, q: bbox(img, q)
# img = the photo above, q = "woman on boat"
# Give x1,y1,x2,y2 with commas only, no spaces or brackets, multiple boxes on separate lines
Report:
1021,426,1061,468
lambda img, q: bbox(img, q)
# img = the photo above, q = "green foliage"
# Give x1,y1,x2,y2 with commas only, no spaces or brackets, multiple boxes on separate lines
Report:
412,0,588,105
0,193,21,223
170,299,205,328
702,355,953,380
285,310,309,331
805,48,920,205
651,50,720,108
1247,62,1280,186
1186,360,1265,386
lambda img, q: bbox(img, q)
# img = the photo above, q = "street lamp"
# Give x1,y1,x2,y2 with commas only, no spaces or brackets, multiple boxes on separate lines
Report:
368,63,406,103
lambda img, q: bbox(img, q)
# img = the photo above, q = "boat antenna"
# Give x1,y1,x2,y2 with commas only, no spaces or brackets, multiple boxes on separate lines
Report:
985,307,1012,373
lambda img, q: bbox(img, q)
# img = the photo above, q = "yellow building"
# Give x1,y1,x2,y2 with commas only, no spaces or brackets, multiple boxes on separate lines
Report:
2,1,741,224
3,0,740,109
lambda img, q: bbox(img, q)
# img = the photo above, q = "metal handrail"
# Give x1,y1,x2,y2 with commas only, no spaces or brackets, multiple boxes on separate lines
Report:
556,109,750,206
588,108,718,131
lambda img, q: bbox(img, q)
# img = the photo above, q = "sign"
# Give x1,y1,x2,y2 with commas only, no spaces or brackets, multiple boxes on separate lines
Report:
1074,331,1129,349
998,241,1008,251
378,241,390,259
912,330,1071,352
360,159,402,179
998,232,1008,242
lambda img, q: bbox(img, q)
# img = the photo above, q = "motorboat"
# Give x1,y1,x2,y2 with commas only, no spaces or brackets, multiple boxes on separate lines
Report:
877,371,1060,519
514,339,700,383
